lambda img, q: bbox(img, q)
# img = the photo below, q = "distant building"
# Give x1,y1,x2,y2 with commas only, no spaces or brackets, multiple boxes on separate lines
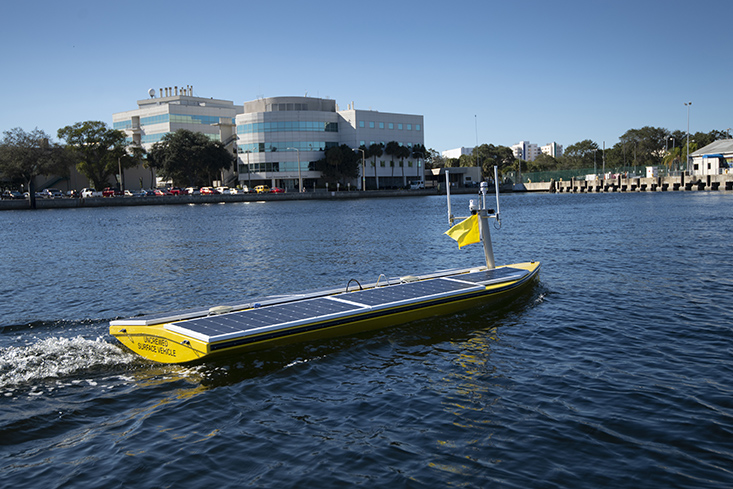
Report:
541,142,563,158
511,141,541,161
442,147,474,160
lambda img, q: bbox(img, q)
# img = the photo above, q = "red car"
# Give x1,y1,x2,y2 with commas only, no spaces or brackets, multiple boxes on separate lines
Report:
200,187,220,195
168,187,185,195
102,187,122,197
270,187,285,193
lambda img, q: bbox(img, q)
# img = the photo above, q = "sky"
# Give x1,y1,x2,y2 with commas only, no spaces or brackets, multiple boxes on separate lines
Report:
2,0,731,153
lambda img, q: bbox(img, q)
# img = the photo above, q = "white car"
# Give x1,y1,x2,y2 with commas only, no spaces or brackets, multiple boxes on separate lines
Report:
409,181,425,190
81,188,102,198
215,186,231,195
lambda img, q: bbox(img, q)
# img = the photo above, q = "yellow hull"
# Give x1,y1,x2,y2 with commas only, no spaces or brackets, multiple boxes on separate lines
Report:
110,262,540,364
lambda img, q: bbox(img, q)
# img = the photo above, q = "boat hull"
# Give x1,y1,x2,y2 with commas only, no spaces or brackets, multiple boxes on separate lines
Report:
110,262,540,364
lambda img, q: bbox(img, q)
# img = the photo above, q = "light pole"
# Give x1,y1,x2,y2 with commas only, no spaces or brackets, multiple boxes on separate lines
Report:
685,102,692,174
357,147,366,191
286,147,303,192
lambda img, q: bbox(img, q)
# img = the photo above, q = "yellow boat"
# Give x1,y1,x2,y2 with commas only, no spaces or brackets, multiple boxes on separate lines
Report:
109,169,540,363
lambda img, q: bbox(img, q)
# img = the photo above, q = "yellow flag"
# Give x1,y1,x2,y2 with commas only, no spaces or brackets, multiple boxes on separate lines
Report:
445,214,480,248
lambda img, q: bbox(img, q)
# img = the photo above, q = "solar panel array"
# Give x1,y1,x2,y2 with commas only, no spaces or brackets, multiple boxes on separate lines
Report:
165,267,529,344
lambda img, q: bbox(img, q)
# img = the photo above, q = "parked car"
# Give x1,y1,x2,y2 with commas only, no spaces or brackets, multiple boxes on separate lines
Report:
66,190,79,198
270,187,285,193
409,181,425,190
200,187,219,195
168,187,185,196
152,188,168,196
215,186,231,195
231,186,250,194
185,187,200,195
40,188,64,198
2,190,24,200
81,188,102,198
102,187,122,197
254,185,270,194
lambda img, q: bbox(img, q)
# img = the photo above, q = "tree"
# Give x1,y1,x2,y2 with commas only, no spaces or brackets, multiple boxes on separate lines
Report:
424,148,444,169
57,121,133,190
527,153,558,172
147,129,234,187
396,144,411,186
384,141,400,181
411,144,428,179
368,143,383,189
472,144,515,178
0,127,72,208
618,126,669,167
561,139,599,169
313,144,360,186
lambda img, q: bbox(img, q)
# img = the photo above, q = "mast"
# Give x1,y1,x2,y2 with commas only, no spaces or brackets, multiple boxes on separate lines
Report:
446,167,501,269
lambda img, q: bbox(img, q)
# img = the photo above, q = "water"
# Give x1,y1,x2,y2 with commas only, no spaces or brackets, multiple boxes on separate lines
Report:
1,193,732,488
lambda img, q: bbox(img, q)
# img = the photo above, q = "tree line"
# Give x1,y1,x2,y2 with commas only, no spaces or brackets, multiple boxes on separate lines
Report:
426,127,729,178
2,120,728,199
0,123,234,202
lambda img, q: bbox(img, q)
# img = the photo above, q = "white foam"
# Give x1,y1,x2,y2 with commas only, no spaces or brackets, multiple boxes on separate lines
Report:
0,335,137,388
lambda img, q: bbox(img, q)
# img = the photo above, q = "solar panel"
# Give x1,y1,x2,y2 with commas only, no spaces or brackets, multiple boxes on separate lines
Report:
342,277,479,307
167,297,365,342
448,267,528,285
166,275,489,343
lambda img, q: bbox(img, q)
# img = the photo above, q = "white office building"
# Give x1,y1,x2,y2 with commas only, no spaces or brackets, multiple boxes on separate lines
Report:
441,147,474,160
237,96,424,190
541,142,563,158
114,91,423,190
511,141,541,161
113,86,243,187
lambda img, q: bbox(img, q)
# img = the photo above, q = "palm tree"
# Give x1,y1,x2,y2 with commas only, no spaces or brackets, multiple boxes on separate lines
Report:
385,141,400,186
368,143,383,190
397,145,411,187
412,144,427,183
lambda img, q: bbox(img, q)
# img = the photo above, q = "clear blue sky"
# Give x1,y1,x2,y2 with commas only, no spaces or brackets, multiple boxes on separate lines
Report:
2,0,731,152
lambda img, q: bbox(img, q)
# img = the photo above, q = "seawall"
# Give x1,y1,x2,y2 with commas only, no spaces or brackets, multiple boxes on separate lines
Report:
523,173,733,193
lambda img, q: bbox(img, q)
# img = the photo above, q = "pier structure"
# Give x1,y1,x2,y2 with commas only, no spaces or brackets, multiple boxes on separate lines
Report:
524,173,733,193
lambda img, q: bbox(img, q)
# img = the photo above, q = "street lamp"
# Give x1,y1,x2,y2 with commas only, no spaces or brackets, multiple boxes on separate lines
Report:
286,147,303,192
357,147,366,191
685,102,692,174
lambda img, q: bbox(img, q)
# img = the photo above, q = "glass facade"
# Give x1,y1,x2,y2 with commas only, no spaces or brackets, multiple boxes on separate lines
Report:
238,141,338,154
240,160,312,173
114,113,234,130
237,121,338,134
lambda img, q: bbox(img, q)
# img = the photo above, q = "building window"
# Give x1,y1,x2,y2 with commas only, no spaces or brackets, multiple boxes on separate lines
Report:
380,161,386,167
388,123,394,130
398,123,403,130
416,124,421,131
359,121,364,127
379,122,384,129
407,124,412,130
369,121,375,128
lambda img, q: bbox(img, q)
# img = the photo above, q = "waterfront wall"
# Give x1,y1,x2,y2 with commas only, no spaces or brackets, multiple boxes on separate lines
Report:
0,188,452,211
524,173,733,193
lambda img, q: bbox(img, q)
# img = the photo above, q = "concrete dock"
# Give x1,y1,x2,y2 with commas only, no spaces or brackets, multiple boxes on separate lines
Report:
523,173,733,193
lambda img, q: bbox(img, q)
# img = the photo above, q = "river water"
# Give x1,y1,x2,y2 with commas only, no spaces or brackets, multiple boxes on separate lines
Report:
1,192,731,488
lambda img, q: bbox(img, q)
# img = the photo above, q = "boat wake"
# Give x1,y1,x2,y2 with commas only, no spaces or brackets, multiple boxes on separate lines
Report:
0,335,138,390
